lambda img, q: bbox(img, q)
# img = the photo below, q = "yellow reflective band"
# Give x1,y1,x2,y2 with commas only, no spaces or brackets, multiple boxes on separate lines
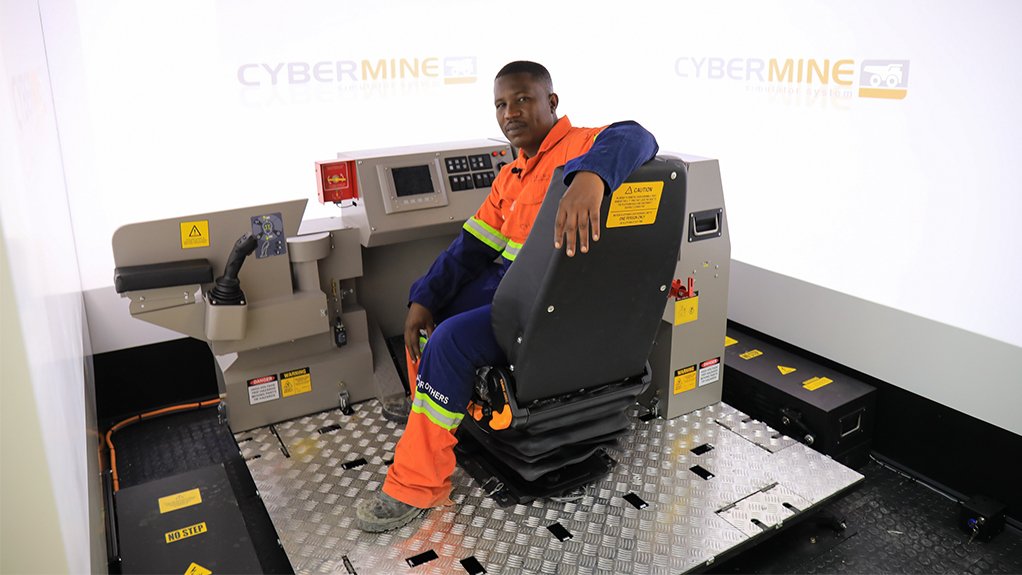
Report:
501,240,523,261
412,391,464,430
463,217,508,252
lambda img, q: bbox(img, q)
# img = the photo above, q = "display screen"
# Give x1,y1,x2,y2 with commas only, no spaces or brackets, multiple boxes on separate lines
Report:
391,165,434,197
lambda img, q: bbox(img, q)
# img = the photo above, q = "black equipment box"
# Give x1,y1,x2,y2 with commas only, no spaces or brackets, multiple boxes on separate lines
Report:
723,325,876,468
116,463,262,574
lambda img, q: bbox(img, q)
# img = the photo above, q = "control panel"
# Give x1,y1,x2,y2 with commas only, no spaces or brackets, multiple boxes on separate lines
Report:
329,140,513,247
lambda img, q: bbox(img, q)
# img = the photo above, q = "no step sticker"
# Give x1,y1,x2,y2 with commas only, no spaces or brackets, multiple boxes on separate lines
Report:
607,182,663,228
165,522,207,544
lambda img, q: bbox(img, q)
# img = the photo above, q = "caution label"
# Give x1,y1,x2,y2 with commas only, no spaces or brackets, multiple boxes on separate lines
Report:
739,349,763,360
607,181,664,228
725,336,738,347
674,296,699,326
158,488,202,514
777,365,797,376
248,374,280,405
673,365,697,394
698,357,721,387
184,562,212,575
165,522,207,544
180,220,210,249
802,376,834,391
280,367,312,398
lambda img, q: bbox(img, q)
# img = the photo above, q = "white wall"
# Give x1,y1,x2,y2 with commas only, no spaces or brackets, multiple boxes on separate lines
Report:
0,0,103,572
40,3,1022,429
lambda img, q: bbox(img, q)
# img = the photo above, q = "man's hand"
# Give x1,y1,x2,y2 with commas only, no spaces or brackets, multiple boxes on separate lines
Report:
404,302,435,362
554,171,605,256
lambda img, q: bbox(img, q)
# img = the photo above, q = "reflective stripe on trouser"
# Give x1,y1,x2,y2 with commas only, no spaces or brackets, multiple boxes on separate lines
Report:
382,304,507,508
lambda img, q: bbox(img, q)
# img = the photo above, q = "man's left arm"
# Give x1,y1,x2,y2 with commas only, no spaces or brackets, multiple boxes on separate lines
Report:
554,121,659,255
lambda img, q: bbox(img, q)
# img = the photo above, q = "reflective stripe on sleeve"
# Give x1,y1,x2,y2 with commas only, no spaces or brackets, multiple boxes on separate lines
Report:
411,390,465,431
463,217,508,252
501,240,523,262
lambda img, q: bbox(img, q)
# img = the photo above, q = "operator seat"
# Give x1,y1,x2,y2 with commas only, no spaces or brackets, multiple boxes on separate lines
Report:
457,156,687,504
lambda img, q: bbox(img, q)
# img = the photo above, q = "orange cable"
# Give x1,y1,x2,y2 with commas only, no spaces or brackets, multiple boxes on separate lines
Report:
105,398,220,492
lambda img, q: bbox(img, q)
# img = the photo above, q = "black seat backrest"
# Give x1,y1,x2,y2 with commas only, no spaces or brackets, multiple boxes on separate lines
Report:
491,156,687,404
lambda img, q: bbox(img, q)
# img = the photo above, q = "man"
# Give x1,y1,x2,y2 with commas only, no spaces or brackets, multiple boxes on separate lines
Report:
355,60,658,532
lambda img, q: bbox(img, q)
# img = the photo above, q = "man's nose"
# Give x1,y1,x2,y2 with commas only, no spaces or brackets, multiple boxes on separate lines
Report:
503,103,521,120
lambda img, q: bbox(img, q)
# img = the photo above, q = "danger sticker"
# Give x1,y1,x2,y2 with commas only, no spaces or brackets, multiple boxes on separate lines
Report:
165,522,207,544
248,374,280,405
280,367,312,398
158,488,202,514
180,220,209,249
607,181,664,228
673,365,697,394
698,357,720,387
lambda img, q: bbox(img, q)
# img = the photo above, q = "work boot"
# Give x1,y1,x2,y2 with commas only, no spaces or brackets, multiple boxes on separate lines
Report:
355,489,424,532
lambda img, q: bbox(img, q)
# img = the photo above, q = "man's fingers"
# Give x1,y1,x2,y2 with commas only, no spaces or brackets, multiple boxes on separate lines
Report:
553,207,568,248
564,211,578,256
578,212,590,253
590,208,601,243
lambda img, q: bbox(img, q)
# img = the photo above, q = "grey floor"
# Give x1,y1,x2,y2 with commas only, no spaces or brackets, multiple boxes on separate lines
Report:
112,406,1022,574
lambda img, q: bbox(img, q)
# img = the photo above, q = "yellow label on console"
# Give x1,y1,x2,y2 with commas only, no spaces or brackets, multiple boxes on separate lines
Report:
158,488,202,514
281,367,312,398
607,182,663,228
739,349,763,360
674,296,699,326
673,365,697,394
725,336,738,347
180,220,209,249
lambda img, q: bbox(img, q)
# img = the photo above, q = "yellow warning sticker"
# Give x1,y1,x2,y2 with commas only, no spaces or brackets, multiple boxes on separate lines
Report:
739,349,763,360
180,220,209,249
673,365,697,394
158,488,202,514
674,296,699,326
725,336,738,347
165,522,207,544
184,562,212,575
281,367,312,398
802,376,834,391
777,365,796,376
606,181,664,228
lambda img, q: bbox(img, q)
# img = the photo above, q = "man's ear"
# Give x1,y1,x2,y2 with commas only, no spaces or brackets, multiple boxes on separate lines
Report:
549,92,559,114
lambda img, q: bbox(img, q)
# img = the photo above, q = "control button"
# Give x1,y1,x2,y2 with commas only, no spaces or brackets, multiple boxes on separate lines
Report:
446,156,470,173
473,171,495,188
469,154,493,171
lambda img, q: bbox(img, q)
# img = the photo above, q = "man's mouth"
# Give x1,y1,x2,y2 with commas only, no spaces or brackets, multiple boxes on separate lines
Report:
504,122,526,134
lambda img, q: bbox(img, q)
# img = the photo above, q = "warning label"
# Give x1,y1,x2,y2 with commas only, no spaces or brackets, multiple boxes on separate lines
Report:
184,563,212,575
607,181,664,228
179,220,210,249
802,376,834,391
673,365,697,394
158,488,202,514
165,522,207,544
281,367,312,398
674,296,699,326
777,365,797,376
725,336,738,347
248,374,280,405
698,357,720,387
739,349,763,360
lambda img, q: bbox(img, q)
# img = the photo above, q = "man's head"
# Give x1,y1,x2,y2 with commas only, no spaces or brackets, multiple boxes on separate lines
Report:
494,61,559,158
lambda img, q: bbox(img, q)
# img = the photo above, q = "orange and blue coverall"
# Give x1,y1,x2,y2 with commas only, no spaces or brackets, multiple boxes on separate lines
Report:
382,116,658,508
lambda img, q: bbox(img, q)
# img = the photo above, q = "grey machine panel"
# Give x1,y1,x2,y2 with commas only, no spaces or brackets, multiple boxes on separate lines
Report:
238,400,862,575
336,139,512,248
641,153,732,420
112,201,377,432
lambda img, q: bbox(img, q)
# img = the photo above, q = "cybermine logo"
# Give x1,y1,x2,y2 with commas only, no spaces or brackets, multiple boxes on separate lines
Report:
237,56,477,86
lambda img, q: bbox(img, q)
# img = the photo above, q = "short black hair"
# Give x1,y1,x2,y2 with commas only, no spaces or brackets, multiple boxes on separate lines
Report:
495,61,553,92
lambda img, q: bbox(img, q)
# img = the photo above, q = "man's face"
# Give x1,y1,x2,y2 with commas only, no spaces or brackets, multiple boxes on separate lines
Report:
494,73,558,157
